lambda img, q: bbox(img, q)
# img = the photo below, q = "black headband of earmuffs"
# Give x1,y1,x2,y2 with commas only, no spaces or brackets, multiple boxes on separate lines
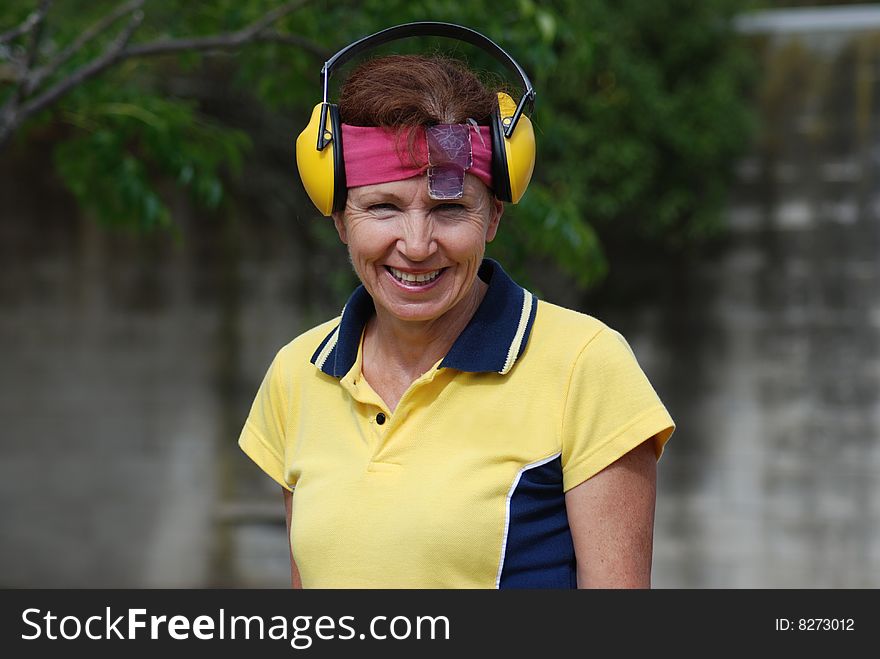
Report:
314,21,537,150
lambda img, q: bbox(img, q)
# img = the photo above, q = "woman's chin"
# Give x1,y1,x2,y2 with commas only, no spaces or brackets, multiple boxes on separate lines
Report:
379,300,449,324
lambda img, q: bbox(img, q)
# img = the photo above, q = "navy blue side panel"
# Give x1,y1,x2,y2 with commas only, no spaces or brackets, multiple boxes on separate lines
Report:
498,456,577,589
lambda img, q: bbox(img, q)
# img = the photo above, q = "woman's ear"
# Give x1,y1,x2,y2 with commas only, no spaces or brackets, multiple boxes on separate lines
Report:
332,212,348,244
485,198,504,243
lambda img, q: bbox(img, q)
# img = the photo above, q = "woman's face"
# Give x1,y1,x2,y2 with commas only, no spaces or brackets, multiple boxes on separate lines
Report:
333,174,503,324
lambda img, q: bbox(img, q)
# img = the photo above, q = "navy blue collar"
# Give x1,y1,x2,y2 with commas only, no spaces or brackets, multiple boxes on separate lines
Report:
310,259,538,377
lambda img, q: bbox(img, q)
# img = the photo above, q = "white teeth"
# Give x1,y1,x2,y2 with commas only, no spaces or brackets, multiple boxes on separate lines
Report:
388,267,442,284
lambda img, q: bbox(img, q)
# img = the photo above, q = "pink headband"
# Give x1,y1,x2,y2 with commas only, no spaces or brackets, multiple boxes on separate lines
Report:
341,123,493,192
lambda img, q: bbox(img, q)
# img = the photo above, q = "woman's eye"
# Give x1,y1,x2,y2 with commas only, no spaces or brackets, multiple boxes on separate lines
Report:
435,203,465,213
367,203,399,213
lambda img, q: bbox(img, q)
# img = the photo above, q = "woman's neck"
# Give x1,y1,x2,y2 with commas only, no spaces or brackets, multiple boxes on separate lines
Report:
362,278,488,400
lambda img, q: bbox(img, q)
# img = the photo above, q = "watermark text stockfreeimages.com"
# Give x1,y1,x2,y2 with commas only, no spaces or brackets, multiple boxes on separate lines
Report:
21,607,450,649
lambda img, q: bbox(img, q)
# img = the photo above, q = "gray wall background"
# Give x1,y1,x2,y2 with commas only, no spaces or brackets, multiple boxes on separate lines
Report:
1,10,878,588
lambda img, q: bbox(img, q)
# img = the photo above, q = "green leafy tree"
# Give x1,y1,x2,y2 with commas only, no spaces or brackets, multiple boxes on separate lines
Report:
1,0,755,288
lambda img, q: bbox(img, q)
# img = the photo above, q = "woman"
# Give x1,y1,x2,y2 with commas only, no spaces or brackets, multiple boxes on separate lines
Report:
239,38,674,589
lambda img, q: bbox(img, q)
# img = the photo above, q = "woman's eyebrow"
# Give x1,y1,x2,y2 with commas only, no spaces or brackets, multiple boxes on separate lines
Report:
355,189,478,206
358,192,404,204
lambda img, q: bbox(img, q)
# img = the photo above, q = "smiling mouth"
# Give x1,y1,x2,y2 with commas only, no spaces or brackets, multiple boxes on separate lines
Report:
386,266,445,286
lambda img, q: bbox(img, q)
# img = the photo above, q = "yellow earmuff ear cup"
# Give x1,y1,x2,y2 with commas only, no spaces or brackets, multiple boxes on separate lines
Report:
496,92,536,204
296,104,338,216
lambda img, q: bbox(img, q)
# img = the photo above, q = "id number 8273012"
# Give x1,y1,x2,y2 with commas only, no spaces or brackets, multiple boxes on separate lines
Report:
775,618,854,631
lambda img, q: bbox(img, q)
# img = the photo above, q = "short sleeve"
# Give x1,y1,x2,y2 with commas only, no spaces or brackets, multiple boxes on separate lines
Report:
561,326,675,491
238,352,294,491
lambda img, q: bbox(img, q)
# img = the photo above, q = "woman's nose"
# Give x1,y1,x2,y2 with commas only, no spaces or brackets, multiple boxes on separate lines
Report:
397,214,437,261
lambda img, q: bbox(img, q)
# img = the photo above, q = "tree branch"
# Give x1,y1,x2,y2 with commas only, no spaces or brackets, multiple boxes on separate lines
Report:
0,0,320,148
0,0,52,46
26,0,145,95
123,0,313,57
0,7,143,146
244,29,330,60
0,1,52,143
17,9,144,116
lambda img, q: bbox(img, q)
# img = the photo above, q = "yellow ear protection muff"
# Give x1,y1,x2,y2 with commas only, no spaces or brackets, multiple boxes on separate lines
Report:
295,21,536,216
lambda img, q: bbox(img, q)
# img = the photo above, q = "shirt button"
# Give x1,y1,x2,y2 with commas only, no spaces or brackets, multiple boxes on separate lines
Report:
376,412,386,425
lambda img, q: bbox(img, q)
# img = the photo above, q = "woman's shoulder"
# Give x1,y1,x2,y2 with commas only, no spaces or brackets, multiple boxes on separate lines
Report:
533,299,609,342
272,316,342,366
529,300,634,361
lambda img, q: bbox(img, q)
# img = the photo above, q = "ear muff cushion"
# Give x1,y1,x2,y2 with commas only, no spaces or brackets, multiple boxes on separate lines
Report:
328,104,347,214
492,92,536,204
490,104,512,203
296,103,345,216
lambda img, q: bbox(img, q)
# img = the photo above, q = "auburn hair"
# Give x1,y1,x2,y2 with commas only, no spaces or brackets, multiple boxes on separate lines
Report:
338,54,498,127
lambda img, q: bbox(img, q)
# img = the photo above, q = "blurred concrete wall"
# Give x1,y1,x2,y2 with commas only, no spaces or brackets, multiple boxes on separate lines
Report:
1,7,878,588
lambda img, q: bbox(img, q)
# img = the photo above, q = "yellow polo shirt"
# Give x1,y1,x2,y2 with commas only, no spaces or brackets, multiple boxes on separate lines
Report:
239,259,674,588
